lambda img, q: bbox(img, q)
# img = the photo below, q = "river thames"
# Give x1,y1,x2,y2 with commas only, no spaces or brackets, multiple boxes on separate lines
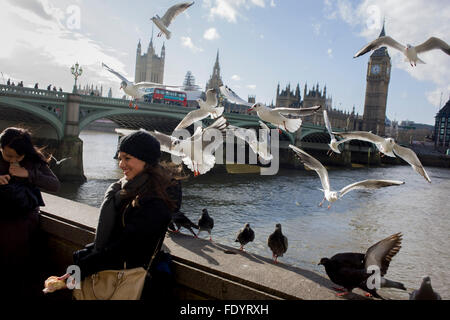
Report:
54,130,450,299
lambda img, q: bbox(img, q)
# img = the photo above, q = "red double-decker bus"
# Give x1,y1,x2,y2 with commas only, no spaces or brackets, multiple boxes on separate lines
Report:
143,88,187,106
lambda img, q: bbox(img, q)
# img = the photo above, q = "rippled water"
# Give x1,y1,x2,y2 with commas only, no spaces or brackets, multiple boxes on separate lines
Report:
55,131,450,299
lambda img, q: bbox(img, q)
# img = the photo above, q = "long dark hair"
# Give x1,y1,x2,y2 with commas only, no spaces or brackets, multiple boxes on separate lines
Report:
132,161,187,212
0,127,48,165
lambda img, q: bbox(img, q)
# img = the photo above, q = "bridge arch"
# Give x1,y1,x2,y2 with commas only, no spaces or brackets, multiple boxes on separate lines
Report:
79,109,189,132
301,132,331,144
0,97,64,138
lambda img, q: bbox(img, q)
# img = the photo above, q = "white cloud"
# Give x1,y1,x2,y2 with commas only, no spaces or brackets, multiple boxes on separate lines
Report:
326,0,450,110
247,84,256,89
0,1,127,96
231,74,241,81
204,27,220,40
270,0,276,7
251,0,265,7
181,36,204,53
426,85,450,109
205,0,268,23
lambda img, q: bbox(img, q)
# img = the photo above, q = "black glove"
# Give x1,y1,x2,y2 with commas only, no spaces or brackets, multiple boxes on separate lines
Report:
73,243,94,264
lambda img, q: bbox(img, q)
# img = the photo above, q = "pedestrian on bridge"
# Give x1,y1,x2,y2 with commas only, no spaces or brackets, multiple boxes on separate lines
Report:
0,127,60,299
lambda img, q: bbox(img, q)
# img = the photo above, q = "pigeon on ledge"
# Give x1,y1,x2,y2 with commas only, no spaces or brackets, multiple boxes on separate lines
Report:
267,223,288,264
235,223,255,251
318,232,407,299
198,208,214,241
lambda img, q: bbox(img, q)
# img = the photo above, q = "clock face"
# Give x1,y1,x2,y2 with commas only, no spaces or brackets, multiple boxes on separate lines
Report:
371,64,380,75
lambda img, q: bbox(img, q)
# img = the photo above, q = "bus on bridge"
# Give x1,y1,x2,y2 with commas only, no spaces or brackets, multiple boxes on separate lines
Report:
143,87,187,107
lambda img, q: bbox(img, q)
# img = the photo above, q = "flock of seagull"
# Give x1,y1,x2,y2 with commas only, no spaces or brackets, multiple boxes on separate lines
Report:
108,1,448,299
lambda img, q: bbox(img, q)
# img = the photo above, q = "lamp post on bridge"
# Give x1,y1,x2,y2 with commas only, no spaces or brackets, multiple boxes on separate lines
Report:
71,62,83,94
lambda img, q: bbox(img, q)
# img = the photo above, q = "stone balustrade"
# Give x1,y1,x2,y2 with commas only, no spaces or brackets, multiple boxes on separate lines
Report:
38,192,378,300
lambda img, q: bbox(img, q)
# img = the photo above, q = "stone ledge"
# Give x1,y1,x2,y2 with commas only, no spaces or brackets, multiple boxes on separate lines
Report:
39,192,372,300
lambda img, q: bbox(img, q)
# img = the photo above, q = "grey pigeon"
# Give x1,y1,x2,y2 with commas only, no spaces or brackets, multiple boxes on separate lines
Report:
267,223,288,264
169,211,199,238
410,276,442,300
198,208,214,241
235,223,255,251
318,232,406,299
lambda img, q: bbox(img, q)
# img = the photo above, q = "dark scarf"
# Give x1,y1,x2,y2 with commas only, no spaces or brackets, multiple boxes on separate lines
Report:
94,173,150,251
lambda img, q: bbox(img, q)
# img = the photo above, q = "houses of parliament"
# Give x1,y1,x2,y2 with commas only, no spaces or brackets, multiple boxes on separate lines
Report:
135,24,391,135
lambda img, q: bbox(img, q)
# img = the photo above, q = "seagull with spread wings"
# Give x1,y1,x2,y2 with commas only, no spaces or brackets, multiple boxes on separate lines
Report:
151,2,195,40
319,233,406,299
332,131,431,183
323,110,345,155
248,103,322,133
289,145,405,209
354,36,450,67
228,121,273,162
116,116,228,176
173,88,223,131
102,63,180,109
219,85,253,107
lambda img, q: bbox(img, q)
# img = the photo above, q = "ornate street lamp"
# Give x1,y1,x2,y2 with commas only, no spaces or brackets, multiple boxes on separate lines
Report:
71,62,83,93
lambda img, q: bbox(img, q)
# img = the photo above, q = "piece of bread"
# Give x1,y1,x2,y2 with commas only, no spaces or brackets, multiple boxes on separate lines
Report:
43,276,66,293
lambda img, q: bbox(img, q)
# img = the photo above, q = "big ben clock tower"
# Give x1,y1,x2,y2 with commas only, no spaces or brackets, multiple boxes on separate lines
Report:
362,23,391,136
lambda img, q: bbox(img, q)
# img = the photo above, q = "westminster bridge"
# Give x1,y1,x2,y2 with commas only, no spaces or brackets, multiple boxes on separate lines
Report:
0,84,378,181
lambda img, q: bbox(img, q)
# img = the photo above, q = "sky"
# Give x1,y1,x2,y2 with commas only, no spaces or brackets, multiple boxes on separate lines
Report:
1,0,449,125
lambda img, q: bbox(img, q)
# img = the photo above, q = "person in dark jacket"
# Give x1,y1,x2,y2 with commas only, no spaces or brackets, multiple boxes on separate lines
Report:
0,127,60,299
71,131,183,299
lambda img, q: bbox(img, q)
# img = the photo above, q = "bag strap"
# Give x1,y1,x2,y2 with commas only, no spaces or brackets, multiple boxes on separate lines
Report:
145,235,164,272
121,202,165,273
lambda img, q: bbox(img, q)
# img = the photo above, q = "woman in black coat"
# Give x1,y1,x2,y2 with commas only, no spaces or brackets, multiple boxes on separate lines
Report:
0,127,60,299
71,131,183,299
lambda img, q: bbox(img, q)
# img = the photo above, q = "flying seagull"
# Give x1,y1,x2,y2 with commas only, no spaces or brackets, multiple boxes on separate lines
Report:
332,131,431,183
50,155,72,166
116,117,228,176
248,102,322,133
227,121,273,162
219,85,253,107
177,116,228,176
173,88,223,131
410,276,442,300
197,208,214,241
354,36,450,67
267,223,288,264
319,232,406,299
289,144,405,209
102,63,180,109
151,1,195,40
323,110,344,155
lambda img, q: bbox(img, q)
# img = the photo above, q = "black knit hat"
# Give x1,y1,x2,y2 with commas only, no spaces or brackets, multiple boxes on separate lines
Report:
118,131,161,165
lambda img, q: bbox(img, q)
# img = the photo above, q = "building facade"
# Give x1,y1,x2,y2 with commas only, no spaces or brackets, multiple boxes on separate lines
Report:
434,98,450,151
205,50,224,90
362,24,391,136
76,84,103,96
276,83,301,108
135,36,165,84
